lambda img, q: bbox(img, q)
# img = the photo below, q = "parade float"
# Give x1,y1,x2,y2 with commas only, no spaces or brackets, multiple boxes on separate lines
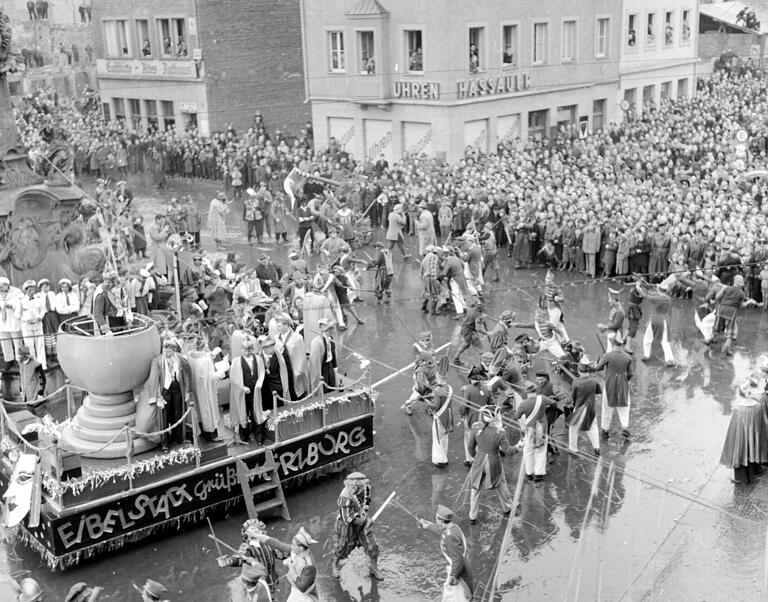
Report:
0,315,376,569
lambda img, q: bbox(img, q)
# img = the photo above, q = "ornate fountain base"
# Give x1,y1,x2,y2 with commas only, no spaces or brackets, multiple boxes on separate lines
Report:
61,391,157,459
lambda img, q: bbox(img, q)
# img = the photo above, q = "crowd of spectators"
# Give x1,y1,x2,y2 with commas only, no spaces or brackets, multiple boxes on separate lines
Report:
12,68,768,311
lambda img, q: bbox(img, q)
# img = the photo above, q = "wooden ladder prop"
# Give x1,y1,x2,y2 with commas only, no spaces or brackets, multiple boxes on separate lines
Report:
236,448,291,522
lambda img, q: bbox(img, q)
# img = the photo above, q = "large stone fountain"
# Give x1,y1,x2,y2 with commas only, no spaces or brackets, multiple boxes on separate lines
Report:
58,316,161,459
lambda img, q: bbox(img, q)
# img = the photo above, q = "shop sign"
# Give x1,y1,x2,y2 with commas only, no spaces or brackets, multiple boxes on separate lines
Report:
178,102,199,113
97,58,200,80
457,73,531,99
50,417,373,555
393,80,440,100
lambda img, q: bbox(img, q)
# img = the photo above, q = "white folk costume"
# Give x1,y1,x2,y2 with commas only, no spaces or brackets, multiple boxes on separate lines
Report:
516,395,548,481
0,280,23,362
534,303,565,359
20,283,45,369
428,384,453,466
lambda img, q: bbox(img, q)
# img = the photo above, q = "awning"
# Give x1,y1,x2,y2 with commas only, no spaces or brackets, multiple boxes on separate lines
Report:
700,1,765,34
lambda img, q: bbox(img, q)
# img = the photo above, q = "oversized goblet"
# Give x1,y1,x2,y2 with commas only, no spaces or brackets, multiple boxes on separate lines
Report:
58,315,160,458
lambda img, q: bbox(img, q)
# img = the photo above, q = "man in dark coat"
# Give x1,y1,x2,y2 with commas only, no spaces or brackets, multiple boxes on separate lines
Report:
567,356,602,455
467,405,513,523
419,505,473,600
259,336,295,409
595,332,633,440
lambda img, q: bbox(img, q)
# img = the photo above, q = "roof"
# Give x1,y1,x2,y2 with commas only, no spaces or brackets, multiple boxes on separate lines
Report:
700,1,765,34
345,0,389,17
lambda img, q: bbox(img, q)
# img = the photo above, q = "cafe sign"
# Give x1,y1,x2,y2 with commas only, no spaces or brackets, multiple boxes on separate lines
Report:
96,58,200,80
457,73,531,99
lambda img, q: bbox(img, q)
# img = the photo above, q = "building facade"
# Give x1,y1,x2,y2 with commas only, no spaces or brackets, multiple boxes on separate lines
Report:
619,0,700,114
303,0,622,163
93,0,308,137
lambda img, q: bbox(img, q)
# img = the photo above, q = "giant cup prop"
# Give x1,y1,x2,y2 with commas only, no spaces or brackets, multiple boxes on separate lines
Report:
58,315,161,458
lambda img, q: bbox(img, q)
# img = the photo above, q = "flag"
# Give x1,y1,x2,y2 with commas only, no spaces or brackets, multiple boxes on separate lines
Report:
283,167,306,211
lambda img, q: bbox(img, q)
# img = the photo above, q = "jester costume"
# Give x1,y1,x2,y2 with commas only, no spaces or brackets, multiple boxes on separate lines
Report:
331,472,382,580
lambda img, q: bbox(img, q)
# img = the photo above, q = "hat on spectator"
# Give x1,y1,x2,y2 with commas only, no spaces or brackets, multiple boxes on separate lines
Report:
276,313,293,325
0,277,9,286
288,251,300,259
37,278,50,288
59,278,72,287
22,279,36,290
246,187,256,196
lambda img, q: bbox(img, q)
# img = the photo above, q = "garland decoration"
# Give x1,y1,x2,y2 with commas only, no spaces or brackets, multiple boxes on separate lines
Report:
266,387,376,430
39,444,201,498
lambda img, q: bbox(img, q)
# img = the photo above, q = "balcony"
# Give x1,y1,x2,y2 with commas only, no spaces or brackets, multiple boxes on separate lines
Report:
96,58,201,81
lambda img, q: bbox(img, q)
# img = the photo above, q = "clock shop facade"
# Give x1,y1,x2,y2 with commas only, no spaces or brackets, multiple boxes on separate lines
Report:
302,0,623,163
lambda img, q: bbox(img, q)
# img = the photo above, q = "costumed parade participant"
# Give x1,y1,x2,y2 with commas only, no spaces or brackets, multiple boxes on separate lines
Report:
331,471,383,580
720,376,768,484
275,313,308,398
366,241,394,304
597,287,625,352
185,336,225,442
302,275,335,347
239,563,272,602
0,276,23,363
17,344,46,404
134,579,169,602
439,245,468,318
251,526,319,601
625,278,646,354
229,339,266,445
452,300,487,366
418,505,473,602
516,393,550,484
713,274,759,355
259,335,295,406
218,517,280,598
595,333,633,440
146,338,196,447
402,348,440,416
421,245,443,316
308,317,338,392
641,290,676,367
459,366,491,465
467,405,513,523
543,270,569,343
413,331,434,355
567,355,601,455
20,280,45,368
530,296,565,359
428,382,454,467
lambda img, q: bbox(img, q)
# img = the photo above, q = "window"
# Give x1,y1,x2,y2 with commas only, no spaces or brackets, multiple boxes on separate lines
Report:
104,20,130,58
328,31,345,72
661,81,672,99
664,11,674,46
624,88,637,114
157,18,187,58
642,84,655,105
528,109,549,139
405,30,423,72
677,77,689,98
533,22,548,64
469,27,484,73
145,99,158,131
102,103,111,121
502,24,518,66
646,13,656,46
136,19,151,57
162,100,175,131
627,13,637,47
596,18,609,57
593,98,606,133
561,20,576,62
681,9,691,43
112,98,126,122
358,31,375,74
129,98,141,130
556,104,577,127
